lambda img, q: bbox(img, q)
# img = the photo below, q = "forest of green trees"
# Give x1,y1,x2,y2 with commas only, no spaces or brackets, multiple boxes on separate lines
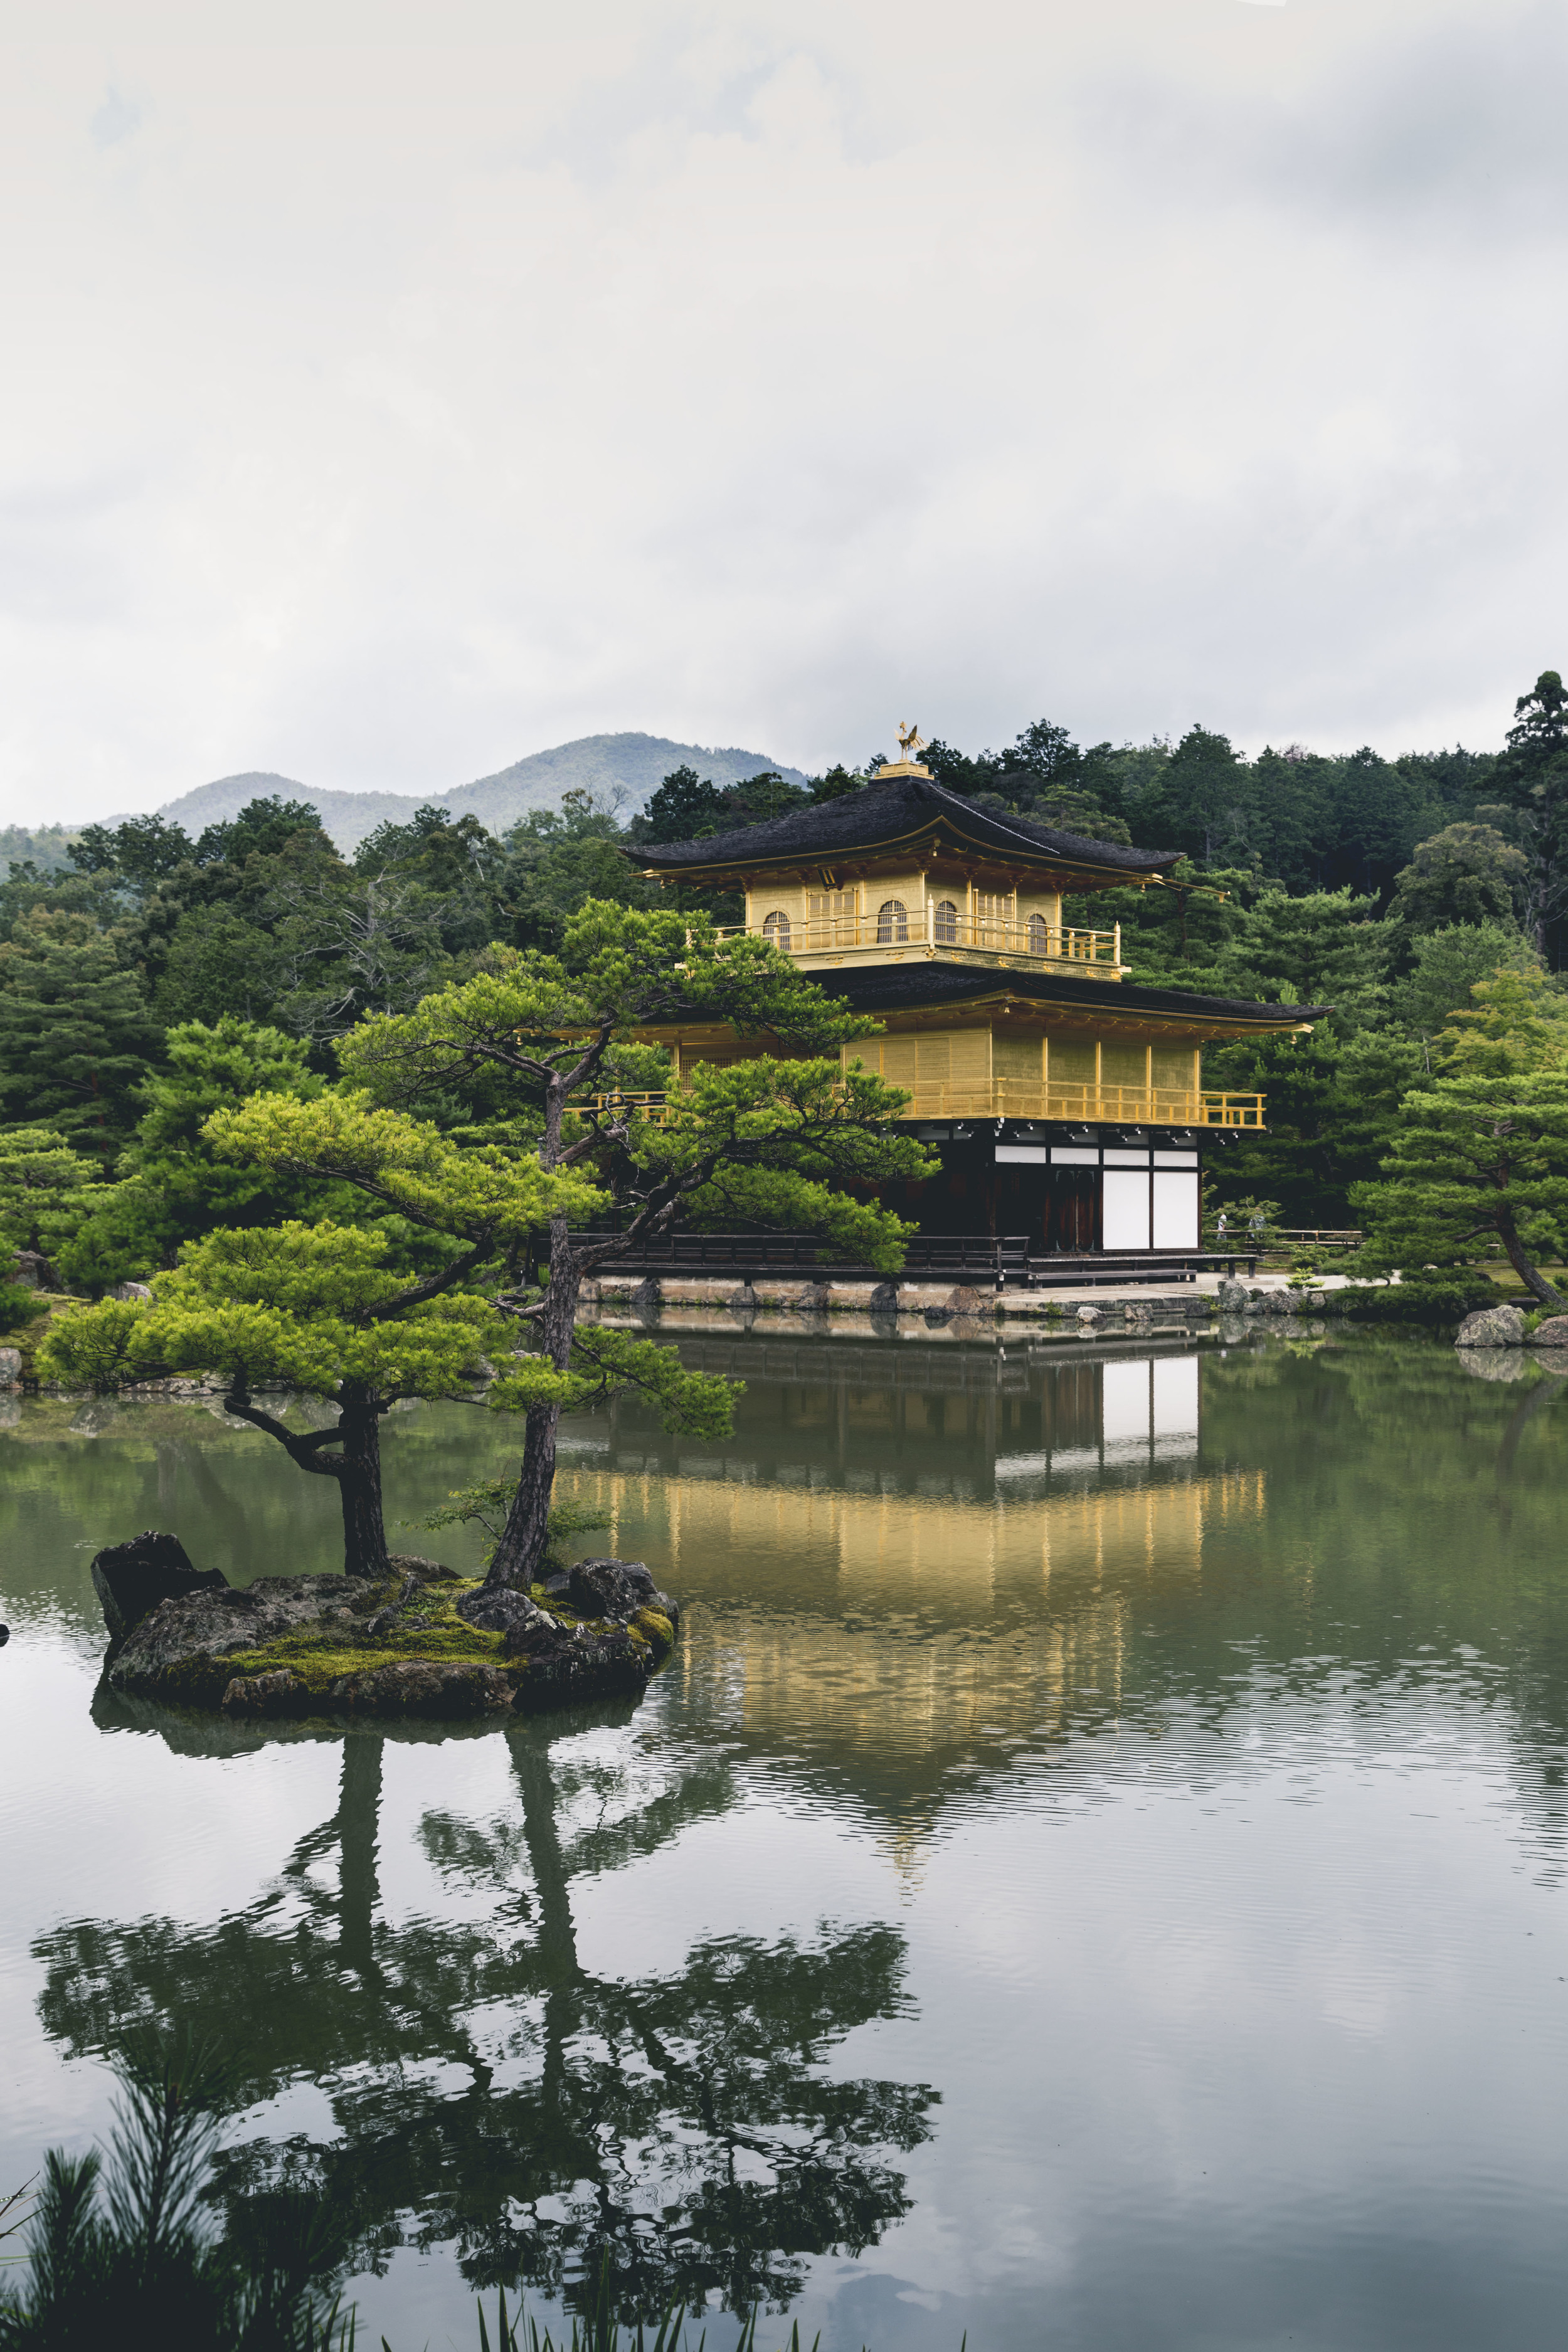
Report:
2,667,1566,1278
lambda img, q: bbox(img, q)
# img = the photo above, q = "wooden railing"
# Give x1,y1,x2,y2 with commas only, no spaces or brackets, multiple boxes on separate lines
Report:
889,1083,1265,1128
714,913,1123,968
582,1229,1261,1285
591,1084,1266,1130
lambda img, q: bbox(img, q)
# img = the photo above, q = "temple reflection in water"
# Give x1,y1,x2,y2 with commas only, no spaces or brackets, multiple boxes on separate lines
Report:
569,1331,1210,1498
549,1332,1264,1816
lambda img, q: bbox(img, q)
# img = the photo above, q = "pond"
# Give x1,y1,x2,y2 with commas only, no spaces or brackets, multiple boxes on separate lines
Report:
4,1323,1568,2351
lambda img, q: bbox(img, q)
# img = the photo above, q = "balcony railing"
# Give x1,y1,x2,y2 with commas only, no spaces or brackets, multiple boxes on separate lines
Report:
896,1084,1264,1128
714,913,1123,968
591,1085,1265,1130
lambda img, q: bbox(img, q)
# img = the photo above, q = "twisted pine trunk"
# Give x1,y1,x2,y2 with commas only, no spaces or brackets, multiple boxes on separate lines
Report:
1497,1216,1568,1311
221,1377,392,1581
485,1217,581,1591
336,1382,393,1580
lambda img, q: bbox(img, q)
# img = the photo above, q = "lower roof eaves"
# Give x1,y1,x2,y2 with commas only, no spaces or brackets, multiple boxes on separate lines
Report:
807,963,1327,1032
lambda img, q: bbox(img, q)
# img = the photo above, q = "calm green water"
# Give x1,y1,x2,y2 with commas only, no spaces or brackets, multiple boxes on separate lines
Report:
4,1326,1568,2350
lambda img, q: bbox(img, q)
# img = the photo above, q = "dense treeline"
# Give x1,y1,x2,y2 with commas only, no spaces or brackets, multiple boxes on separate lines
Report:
2,669,1566,1249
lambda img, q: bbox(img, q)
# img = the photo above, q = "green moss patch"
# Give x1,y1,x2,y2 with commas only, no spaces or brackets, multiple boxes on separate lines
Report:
233,1570,506,1693
225,1568,675,1699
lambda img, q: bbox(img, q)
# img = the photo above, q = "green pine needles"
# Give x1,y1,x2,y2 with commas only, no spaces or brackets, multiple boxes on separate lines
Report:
0,2038,349,2349
1356,1069,1568,1310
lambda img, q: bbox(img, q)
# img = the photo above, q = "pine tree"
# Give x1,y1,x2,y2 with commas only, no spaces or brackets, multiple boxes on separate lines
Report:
39,1093,594,1577
56,1015,328,1289
1436,967,1568,1078
1389,923,1540,1044
1356,1070,1568,1308
0,1128,109,1259
639,764,731,843
1488,669,1568,960
1391,823,1529,931
0,914,162,1160
1137,726,1254,863
1220,888,1396,1032
339,901,931,1587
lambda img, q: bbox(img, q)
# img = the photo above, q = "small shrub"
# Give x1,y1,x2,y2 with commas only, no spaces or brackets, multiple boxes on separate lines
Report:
0,1282,44,1338
1334,1274,1496,1325
419,1485,611,1571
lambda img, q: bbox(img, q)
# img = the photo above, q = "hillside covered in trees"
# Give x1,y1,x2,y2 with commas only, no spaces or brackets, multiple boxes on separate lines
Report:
1,669,1565,1248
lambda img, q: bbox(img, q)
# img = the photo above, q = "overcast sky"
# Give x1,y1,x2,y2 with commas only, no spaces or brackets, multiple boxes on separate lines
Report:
1,0,1565,823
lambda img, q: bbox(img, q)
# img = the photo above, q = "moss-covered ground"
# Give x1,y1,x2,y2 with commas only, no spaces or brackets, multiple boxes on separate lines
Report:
227,1566,674,1697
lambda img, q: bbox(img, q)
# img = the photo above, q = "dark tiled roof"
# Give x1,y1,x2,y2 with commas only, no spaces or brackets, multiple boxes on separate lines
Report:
635,775,1179,877
810,963,1330,1027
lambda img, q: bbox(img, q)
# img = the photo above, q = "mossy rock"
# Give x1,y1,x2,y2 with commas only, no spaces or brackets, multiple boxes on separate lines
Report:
103,1557,679,1724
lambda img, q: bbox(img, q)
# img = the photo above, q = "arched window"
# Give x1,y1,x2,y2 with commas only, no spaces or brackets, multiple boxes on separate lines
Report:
1028,913,1051,956
761,909,792,950
933,898,959,944
877,898,909,943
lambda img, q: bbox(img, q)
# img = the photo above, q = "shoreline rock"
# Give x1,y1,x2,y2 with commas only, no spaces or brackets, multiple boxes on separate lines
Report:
92,1542,680,1724
1456,1304,1527,1349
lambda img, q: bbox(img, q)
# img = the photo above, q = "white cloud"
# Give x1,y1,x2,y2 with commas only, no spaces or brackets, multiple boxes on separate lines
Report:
0,0,1562,820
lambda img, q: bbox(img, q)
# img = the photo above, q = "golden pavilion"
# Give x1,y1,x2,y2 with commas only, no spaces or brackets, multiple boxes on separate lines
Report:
634,743,1325,1259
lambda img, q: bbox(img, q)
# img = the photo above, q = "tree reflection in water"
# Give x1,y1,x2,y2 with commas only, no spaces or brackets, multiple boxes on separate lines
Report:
34,1711,935,2323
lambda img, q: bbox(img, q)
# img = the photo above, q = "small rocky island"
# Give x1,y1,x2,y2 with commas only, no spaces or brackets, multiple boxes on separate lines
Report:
91,1533,680,1721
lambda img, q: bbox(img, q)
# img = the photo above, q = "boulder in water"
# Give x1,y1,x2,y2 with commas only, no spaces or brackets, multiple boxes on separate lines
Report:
1455,1304,1527,1348
90,1530,229,1645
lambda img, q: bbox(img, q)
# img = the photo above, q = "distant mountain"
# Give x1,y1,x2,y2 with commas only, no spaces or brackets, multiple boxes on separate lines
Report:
151,772,420,850
155,734,807,853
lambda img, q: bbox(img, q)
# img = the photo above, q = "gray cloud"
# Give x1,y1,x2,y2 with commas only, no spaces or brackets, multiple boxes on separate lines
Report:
1094,3,1568,237
0,0,1563,821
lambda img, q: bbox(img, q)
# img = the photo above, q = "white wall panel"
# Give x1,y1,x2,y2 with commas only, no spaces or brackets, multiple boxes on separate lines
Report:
1152,1168,1199,1248
1103,1169,1151,1249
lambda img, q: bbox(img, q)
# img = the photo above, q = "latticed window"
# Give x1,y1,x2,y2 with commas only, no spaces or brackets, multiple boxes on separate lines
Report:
1028,913,1051,956
762,909,792,950
975,890,1009,941
933,898,960,943
808,889,854,943
877,898,909,943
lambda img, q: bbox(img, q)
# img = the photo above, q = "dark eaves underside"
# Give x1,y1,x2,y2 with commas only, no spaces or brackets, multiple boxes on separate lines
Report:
807,961,1330,1026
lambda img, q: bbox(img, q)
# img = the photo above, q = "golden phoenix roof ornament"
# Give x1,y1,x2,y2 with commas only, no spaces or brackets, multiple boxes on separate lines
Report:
876,723,932,779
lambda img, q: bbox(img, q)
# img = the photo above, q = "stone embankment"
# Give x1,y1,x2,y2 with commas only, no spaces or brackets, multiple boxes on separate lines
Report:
586,1273,1214,1335
584,1273,1005,1320
90,1530,679,1722
1214,1279,1332,1318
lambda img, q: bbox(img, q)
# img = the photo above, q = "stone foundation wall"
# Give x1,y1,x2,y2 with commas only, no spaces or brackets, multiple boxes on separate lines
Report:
581,1275,1204,1338
582,1275,981,1314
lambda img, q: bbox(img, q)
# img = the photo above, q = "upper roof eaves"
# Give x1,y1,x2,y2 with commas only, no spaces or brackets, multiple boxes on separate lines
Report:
633,775,1180,878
